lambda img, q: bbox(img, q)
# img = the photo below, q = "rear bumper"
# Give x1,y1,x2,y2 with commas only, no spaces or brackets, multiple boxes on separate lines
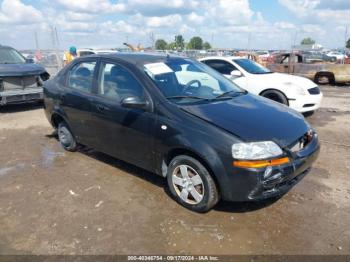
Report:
0,88,43,105
218,133,320,202
288,93,323,113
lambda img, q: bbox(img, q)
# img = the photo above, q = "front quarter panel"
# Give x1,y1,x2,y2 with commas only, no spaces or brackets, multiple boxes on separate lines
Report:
153,102,244,199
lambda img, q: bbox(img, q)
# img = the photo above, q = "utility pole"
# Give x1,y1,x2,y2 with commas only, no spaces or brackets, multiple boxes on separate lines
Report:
34,31,39,50
246,32,251,51
55,27,60,49
149,32,155,50
293,30,298,49
345,25,348,48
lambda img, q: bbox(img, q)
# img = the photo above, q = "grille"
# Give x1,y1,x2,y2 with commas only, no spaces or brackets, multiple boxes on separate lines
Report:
308,86,320,95
1,76,39,91
3,93,41,103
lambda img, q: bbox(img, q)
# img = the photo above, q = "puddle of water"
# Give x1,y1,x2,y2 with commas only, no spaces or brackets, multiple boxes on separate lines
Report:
41,146,65,168
0,167,15,177
0,163,25,177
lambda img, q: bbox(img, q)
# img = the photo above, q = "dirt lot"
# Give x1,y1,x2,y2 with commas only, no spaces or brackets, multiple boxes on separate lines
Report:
0,86,349,255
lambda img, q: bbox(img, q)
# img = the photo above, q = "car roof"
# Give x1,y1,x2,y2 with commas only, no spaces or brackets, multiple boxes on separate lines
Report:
85,52,185,66
200,56,245,61
0,45,14,50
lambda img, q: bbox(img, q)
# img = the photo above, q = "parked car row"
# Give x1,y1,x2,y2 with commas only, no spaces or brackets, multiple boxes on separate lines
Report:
253,50,348,63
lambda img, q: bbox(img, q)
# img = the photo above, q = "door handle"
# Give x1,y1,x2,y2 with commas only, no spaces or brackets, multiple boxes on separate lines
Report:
96,104,109,112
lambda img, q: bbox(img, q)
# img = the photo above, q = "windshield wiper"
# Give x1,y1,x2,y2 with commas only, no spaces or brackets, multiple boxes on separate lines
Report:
214,90,247,99
166,95,209,101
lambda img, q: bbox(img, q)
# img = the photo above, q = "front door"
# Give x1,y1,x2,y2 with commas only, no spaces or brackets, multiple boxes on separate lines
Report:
89,61,156,171
202,59,248,88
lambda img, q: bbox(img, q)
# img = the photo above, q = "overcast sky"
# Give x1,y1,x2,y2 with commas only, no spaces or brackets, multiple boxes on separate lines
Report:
0,0,349,50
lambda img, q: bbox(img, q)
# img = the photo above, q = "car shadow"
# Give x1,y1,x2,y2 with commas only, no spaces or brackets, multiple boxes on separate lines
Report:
214,196,281,213
79,146,282,213
0,102,43,113
79,146,166,188
47,133,281,213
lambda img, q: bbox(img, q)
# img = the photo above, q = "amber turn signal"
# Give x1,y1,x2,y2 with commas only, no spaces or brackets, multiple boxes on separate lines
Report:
233,157,290,168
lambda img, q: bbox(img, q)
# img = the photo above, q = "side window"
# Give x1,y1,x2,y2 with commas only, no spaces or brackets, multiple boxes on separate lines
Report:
79,51,95,57
281,56,289,64
204,60,237,75
68,61,96,93
99,62,144,101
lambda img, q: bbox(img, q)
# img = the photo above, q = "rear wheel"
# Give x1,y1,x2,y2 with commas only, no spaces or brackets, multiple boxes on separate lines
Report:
315,73,334,85
167,155,219,212
57,122,77,152
261,90,289,105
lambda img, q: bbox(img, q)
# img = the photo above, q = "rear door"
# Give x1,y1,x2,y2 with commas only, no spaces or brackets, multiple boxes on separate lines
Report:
88,60,156,170
59,60,98,146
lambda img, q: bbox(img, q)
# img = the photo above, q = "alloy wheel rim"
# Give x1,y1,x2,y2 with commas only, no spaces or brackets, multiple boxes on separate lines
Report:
58,127,70,145
318,76,329,84
172,164,204,205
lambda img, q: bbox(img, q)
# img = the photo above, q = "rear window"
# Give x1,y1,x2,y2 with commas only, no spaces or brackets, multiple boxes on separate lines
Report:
0,48,26,64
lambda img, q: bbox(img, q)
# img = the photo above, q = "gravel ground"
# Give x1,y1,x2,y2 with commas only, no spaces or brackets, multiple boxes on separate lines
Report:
0,86,349,255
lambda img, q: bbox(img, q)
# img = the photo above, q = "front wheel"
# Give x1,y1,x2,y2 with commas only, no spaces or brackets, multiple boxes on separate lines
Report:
167,155,219,212
57,122,77,152
261,90,289,105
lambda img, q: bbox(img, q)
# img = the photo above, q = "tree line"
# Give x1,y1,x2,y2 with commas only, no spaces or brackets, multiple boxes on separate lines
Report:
301,37,350,49
155,35,212,50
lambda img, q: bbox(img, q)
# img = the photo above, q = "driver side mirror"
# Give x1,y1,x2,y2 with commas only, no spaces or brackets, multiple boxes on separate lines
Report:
26,58,35,63
121,96,149,110
230,70,242,77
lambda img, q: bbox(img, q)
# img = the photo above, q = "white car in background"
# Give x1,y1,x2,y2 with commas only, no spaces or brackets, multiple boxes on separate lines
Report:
326,51,347,61
199,56,323,114
78,48,119,57
256,50,270,60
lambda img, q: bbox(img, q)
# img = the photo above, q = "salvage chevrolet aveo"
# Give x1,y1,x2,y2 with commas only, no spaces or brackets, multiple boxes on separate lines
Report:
44,53,320,212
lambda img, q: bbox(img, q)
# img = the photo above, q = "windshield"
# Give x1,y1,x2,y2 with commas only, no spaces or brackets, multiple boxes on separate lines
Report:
144,58,244,104
0,48,26,64
234,59,272,74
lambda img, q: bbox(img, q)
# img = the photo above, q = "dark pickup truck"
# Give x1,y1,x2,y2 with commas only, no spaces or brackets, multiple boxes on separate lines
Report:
0,45,49,106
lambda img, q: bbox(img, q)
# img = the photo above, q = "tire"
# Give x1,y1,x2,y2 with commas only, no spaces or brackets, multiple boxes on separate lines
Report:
260,90,289,105
57,122,77,152
315,73,334,85
167,155,219,212
303,111,314,117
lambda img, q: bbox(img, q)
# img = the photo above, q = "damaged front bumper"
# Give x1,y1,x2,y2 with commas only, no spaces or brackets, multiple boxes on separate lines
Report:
0,88,43,105
220,131,320,202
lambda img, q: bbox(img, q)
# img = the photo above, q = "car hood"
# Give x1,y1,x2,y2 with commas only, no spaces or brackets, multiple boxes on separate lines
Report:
247,72,316,90
0,63,47,77
180,94,309,148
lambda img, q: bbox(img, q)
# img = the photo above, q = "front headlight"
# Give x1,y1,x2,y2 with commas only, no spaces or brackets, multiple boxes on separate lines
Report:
232,141,283,160
284,82,307,96
295,86,307,96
